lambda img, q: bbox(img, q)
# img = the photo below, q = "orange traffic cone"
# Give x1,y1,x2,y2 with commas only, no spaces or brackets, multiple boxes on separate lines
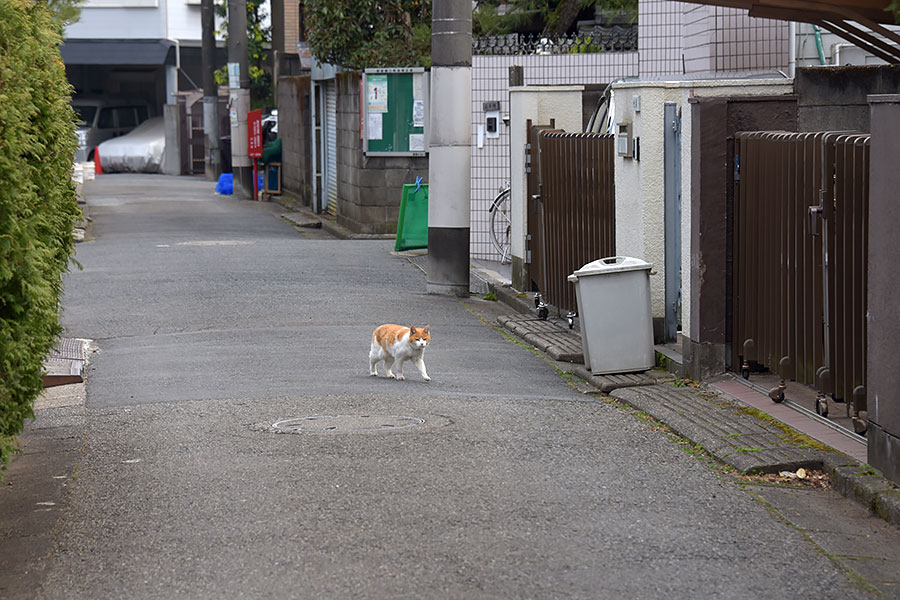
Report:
93,146,102,175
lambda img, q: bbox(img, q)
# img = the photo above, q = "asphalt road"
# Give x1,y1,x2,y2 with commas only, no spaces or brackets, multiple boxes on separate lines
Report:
25,174,879,598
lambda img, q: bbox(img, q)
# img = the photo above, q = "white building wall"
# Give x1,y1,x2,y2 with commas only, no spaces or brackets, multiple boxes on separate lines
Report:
166,0,202,42
636,0,788,79
681,4,714,74
65,7,166,39
612,79,793,337
65,0,201,42
638,0,683,78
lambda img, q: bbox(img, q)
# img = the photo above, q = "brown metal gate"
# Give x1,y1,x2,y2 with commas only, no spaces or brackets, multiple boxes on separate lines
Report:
189,101,205,175
733,131,869,419
526,125,616,314
177,96,207,176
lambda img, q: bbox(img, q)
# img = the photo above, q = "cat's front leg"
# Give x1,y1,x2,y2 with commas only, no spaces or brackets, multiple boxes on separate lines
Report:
384,356,396,379
394,359,405,381
416,357,431,382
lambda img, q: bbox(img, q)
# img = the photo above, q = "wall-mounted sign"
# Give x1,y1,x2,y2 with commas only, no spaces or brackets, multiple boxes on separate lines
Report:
362,68,429,156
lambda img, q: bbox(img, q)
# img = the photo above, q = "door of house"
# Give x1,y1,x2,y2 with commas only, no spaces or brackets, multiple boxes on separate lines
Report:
664,102,682,343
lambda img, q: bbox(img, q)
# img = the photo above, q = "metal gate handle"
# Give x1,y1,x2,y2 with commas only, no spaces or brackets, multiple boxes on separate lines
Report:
808,203,823,236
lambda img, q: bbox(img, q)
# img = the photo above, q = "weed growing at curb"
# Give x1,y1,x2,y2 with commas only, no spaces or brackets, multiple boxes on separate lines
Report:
688,388,836,453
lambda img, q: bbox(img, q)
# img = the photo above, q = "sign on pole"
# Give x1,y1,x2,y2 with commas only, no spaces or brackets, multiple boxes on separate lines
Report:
248,109,263,158
227,62,240,89
248,109,263,198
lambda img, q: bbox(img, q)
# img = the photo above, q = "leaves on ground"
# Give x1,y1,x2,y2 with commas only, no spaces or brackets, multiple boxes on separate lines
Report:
742,469,831,488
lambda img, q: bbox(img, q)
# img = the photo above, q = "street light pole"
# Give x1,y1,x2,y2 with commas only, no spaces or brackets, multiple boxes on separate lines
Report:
227,0,252,199
427,0,472,297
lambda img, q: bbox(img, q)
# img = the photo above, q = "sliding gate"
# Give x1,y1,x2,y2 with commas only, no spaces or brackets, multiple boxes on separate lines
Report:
733,131,869,422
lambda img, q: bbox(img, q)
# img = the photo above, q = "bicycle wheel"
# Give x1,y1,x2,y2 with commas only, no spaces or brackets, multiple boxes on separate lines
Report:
489,187,512,264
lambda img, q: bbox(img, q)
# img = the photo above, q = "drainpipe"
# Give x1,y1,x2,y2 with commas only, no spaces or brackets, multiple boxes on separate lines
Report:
789,21,797,78
813,25,827,65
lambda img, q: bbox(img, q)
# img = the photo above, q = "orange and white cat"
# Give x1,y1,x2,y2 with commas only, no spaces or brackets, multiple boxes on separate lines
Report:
369,324,431,382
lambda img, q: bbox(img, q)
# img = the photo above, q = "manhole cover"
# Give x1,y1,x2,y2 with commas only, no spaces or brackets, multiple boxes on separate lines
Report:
268,415,426,434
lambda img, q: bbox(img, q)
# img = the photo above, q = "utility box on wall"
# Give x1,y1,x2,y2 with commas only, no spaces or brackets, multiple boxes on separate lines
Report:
484,100,500,139
617,122,633,157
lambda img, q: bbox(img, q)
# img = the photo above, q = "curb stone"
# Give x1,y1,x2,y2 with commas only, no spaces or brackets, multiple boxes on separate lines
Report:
496,314,583,362
572,365,674,393
612,384,837,475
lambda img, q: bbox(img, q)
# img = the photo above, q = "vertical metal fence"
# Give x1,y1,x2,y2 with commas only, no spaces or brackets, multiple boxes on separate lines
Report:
733,131,869,417
531,129,616,314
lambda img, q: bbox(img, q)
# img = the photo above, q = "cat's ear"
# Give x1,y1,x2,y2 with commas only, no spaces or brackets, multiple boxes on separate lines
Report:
409,326,417,334
423,326,430,334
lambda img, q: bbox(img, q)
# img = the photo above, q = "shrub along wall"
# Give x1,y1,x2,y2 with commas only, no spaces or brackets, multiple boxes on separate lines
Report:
0,1,80,474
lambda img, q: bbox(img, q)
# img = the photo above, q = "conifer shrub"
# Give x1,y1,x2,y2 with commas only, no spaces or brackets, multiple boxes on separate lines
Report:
0,0,80,473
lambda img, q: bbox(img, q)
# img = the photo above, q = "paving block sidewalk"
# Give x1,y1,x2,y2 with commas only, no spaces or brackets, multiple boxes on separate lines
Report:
496,314,584,362
492,303,900,530
613,384,842,474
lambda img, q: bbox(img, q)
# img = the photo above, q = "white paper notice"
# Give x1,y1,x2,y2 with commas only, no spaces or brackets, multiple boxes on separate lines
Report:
409,133,425,152
413,100,425,127
367,113,383,140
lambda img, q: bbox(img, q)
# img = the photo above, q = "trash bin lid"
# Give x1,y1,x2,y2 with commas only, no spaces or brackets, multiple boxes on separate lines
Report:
569,256,652,280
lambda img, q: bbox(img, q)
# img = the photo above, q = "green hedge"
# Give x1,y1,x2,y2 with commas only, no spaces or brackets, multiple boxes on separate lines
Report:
0,1,80,473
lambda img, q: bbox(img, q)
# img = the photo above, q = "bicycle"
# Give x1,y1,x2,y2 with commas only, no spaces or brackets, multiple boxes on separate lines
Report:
488,184,512,264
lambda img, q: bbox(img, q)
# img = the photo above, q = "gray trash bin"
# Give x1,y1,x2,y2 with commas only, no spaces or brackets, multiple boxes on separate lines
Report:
568,256,655,375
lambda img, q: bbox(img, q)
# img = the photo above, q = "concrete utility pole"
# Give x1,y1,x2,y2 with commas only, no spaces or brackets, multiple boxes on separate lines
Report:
201,0,220,180
427,0,472,296
227,0,252,199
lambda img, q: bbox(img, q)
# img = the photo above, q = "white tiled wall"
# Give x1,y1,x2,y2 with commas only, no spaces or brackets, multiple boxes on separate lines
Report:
469,0,788,261
470,52,639,260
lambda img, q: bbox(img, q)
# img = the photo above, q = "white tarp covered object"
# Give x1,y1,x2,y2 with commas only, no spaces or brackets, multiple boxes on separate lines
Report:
96,117,165,173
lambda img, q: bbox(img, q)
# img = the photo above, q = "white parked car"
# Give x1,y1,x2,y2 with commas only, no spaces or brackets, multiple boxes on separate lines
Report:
95,117,165,173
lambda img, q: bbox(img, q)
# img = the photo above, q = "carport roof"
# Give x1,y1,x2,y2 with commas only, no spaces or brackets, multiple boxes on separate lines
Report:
675,0,900,63
60,39,175,66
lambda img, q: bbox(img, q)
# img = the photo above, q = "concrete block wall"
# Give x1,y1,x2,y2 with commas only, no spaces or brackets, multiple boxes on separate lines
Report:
277,75,312,206
796,65,900,132
335,72,428,235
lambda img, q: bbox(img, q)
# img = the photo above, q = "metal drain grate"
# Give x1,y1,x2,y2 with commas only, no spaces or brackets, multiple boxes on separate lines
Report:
269,415,426,434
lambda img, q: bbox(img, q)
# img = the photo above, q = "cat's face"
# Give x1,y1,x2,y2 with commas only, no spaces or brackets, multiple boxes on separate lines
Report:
409,326,430,349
